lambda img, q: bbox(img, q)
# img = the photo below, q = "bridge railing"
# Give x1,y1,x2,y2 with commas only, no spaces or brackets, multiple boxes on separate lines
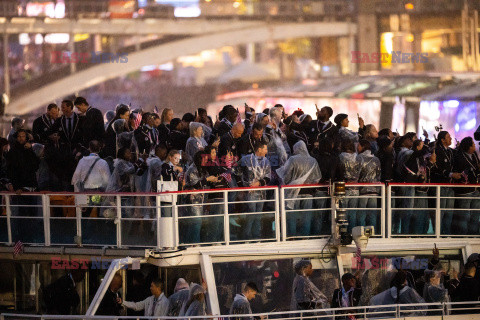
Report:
0,183,479,249
2,301,480,319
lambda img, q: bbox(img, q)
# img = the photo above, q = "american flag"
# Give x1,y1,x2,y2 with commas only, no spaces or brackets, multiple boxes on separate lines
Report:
133,112,142,129
220,172,232,183
13,240,23,256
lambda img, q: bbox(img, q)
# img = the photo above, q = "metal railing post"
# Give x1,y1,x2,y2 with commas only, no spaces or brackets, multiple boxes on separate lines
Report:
223,190,230,245
5,194,12,245
435,186,441,238
280,187,287,241
386,184,392,239
274,187,280,242
75,194,82,246
43,194,51,246
173,194,179,248
380,184,385,238
116,195,122,248
156,192,161,249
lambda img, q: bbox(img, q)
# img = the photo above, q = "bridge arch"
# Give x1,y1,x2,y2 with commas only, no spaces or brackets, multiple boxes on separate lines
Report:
7,21,356,115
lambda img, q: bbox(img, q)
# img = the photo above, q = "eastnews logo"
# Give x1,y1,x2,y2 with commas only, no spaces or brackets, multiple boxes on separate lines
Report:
51,257,129,270
352,257,429,270
51,51,128,64
351,51,429,64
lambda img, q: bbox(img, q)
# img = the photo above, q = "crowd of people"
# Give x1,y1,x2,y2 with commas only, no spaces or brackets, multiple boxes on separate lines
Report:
3,96,480,241
43,248,480,318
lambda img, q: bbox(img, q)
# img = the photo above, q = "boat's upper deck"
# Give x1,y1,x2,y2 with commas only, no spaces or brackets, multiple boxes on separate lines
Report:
1,182,480,257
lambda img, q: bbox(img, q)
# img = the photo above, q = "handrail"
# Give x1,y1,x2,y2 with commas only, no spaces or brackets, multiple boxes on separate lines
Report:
1,182,480,248
2,300,480,319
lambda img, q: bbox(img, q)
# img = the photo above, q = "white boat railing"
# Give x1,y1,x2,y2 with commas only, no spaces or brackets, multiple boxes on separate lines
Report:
0,183,479,249
2,301,480,320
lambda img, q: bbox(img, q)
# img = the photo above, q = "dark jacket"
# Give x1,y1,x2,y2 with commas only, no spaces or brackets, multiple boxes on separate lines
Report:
102,121,117,159
134,124,155,155
158,123,170,146
452,275,480,303
218,131,240,159
376,150,394,182
287,130,309,153
331,287,362,309
161,162,179,181
97,289,123,316
50,113,83,151
6,142,40,190
168,130,189,151
80,107,105,145
432,145,455,183
32,114,56,143
237,134,267,157
215,119,233,138
315,151,341,184
453,151,480,195
309,120,337,145
43,274,79,315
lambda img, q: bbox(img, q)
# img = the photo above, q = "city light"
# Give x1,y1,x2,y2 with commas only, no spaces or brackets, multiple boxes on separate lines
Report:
405,3,414,10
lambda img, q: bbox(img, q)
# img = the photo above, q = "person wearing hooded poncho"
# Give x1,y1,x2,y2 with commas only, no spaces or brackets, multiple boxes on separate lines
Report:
291,260,328,312
168,278,191,316
104,147,147,221
185,122,209,165
230,282,259,320
276,141,322,237
239,140,271,240
333,113,362,151
338,139,361,234
357,140,381,232
180,283,207,318
102,104,131,159
369,270,426,317
423,270,449,315
264,107,288,169
184,151,220,243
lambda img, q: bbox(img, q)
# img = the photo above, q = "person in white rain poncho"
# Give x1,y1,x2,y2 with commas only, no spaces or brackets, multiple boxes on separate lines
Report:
168,278,191,316
369,270,426,317
265,107,288,169
185,122,208,165
291,260,328,311
104,147,147,218
239,141,271,239
180,283,207,318
276,141,322,237
113,119,138,160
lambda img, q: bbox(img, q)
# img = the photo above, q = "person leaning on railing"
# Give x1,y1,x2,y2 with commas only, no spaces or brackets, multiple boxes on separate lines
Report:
432,131,462,235
403,139,436,235
357,139,381,232
451,262,480,314
239,140,271,240
452,137,480,235
331,272,362,310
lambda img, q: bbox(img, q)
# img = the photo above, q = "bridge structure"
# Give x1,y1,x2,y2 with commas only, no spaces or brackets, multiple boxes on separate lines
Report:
0,0,357,115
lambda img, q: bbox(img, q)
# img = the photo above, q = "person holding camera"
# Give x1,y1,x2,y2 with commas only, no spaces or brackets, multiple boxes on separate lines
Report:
403,139,436,235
